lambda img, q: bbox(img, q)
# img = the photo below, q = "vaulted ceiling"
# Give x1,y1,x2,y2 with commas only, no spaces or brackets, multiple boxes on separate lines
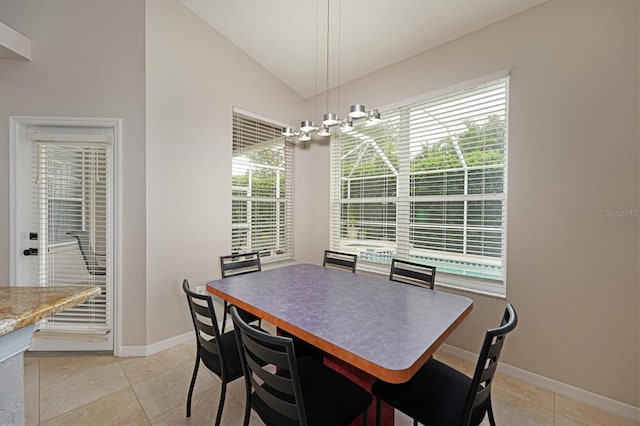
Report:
180,0,547,99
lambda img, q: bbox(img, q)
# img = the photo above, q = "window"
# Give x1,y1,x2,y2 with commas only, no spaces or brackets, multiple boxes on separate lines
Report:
330,76,508,295
232,109,294,263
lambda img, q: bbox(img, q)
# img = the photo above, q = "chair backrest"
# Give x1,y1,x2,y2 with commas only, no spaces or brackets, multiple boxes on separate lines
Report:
220,252,262,278
322,250,357,273
67,230,106,275
389,259,436,289
231,306,307,425
462,303,518,425
182,279,229,377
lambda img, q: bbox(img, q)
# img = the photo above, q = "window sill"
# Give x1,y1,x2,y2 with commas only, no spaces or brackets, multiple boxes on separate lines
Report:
356,261,506,299
262,258,297,270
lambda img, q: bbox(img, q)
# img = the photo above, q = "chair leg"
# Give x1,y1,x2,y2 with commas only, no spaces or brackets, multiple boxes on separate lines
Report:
375,397,382,426
242,388,252,426
487,398,496,426
221,301,229,333
214,381,227,426
186,351,200,417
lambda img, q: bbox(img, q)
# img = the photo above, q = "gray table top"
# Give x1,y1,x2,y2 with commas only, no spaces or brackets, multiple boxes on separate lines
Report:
207,263,473,383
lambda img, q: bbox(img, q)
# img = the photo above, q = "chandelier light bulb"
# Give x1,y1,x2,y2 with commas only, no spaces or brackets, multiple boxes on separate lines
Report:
317,124,331,136
298,132,311,142
365,109,381,126
340,118,354,132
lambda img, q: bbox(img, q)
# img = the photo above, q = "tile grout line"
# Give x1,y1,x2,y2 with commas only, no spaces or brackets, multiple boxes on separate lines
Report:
37,358,130,425
27,347,636,426
124,347,223,423
116,357,150,425
119,356,171,423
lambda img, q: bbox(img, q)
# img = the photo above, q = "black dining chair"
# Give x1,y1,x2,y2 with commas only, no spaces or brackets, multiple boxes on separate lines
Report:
322,249,357,273
372,304,518,426
67,230,106,276
219,252,262,333
389,258,436,289
182,279,245,426
276,330,325,363
231,306,372,426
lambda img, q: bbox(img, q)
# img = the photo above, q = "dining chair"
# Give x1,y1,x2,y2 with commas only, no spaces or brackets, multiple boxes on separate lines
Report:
219,252,262,333
277,329,325,362
231,306,372,426
389,258,436,289
67,230,106,276
372,304,518,426
322,249,357,273
182,279,245,426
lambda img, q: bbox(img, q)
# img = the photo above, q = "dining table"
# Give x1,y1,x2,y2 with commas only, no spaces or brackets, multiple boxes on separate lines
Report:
206,263,473,425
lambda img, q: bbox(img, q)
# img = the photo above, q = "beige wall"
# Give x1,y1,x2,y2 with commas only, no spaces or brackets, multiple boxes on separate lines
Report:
144,0,305,344
298,0,640,407
0,0,148,346
1,0,637,411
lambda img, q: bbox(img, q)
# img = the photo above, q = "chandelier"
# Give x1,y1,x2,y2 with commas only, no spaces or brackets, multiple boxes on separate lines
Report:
281,0,381,142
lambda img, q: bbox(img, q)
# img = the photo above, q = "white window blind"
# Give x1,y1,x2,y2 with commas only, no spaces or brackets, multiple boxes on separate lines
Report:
29,136,112,337
330,77,508,294
232,109,294,262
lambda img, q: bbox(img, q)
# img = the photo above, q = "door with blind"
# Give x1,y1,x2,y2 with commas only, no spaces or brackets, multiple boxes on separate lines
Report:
11,118,117,352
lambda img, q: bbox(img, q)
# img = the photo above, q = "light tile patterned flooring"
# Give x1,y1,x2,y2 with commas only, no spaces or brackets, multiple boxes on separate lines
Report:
24,331,637,425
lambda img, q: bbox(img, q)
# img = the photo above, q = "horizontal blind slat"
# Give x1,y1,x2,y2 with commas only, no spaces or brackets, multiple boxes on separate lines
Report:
232,110,294,261
330,77,507,285
30,138,112,335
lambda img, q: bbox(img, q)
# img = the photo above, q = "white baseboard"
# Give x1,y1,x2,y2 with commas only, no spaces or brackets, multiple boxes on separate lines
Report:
118,332,639,422
440,344,640,423
119,331,195,357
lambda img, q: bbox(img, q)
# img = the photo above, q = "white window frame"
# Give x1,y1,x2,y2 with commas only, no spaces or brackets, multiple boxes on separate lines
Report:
231,107,294,263
330,71,509,297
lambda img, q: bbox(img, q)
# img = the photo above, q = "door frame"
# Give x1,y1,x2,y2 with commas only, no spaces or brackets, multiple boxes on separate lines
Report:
9,116,123,355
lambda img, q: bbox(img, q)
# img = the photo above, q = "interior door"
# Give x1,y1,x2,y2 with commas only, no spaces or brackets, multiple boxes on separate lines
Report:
12,119,115,352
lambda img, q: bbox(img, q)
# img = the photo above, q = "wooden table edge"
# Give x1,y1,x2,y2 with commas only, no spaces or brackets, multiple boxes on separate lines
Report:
207,283,473,384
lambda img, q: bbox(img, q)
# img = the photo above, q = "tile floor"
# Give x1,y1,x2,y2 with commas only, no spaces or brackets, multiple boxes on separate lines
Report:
23,331,637,426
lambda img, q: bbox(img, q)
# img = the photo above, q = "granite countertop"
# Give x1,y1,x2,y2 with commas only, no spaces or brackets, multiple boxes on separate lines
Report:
0,286,102,337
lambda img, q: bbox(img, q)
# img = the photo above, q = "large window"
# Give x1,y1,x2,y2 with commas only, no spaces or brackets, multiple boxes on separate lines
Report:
232,109,294,262
330,76,508,294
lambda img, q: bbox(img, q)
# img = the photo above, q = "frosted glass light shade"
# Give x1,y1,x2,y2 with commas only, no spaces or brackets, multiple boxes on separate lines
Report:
300,120,315,132
322,113,340,126
349,104,367,118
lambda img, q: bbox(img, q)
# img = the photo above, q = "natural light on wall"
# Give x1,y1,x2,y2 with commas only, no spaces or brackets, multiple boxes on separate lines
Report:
330,74,509,296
